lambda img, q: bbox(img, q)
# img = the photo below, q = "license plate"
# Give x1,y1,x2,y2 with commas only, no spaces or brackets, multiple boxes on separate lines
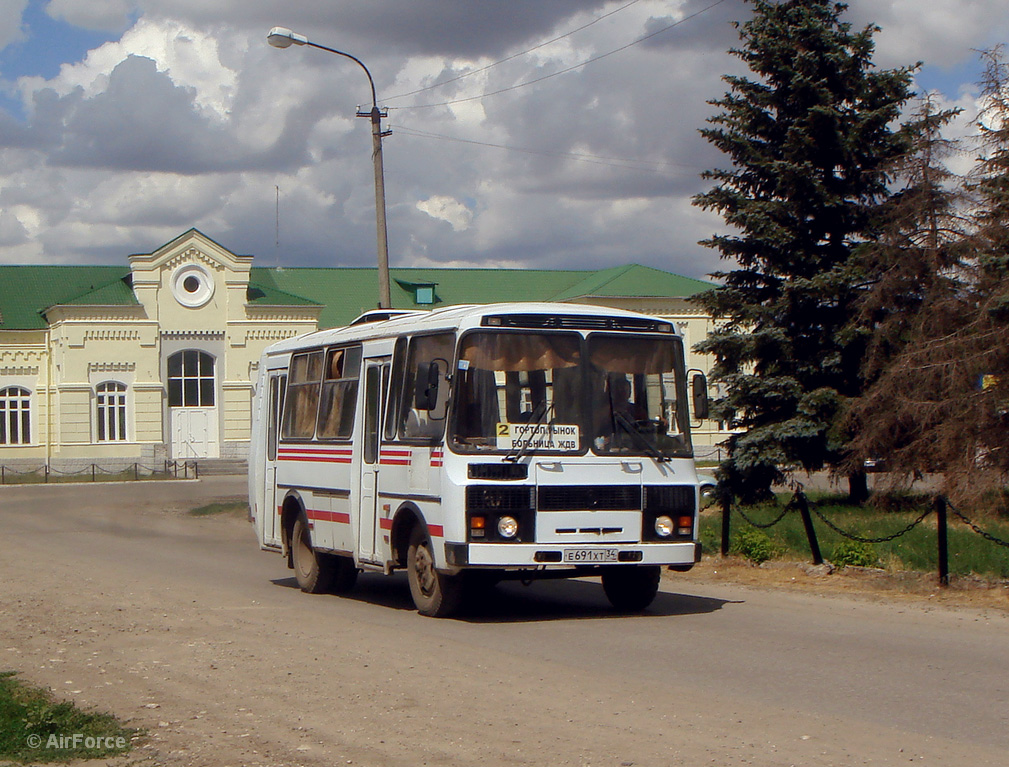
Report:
563,548,618,563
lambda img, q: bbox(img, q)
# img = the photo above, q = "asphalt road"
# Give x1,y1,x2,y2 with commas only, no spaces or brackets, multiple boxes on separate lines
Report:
1,477,1006,766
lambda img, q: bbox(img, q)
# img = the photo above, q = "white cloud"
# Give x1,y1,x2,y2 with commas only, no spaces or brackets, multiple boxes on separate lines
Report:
45,0,133,32
416,195,472,231
0,0,27,49
0,0,1003,279
19,16,238,120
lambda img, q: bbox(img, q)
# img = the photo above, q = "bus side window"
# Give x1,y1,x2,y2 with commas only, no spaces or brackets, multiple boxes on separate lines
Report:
267,374,286,461
281,351,323,440
384,338,408,441
400,333,454,440
317,345,362,440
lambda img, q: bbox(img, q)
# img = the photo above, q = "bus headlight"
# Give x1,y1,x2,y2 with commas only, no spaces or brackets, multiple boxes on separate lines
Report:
497,516,519,539
654,515,674,538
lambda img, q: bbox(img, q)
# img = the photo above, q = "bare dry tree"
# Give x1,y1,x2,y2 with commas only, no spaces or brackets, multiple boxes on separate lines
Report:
843,48,1009,510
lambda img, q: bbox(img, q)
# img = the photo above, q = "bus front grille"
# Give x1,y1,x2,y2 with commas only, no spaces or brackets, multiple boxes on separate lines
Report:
537,485,641,511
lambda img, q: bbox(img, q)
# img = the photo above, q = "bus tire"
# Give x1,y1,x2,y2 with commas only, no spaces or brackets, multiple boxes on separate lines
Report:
330,556,359,594
407,525,464,618
292,514,336,594
601,565,661,612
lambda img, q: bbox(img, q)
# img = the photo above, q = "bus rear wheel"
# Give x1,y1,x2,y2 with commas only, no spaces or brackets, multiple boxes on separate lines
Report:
407,525,464,618
292,514,336,594
601,565,661,612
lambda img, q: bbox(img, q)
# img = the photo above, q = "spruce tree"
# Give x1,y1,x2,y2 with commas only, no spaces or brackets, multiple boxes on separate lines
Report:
692,0,915,501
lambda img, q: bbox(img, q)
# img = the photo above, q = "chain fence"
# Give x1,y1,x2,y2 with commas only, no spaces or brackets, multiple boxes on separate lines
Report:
807,502,933,544
0,460,198,485
716,485,1009,585
946,500,1009,550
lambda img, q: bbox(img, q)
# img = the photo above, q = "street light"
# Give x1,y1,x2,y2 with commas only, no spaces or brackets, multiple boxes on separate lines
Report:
267,26,392,309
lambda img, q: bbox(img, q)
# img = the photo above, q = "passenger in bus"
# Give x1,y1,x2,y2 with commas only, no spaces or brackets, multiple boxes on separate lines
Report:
594,374,648,450
609,375,648,421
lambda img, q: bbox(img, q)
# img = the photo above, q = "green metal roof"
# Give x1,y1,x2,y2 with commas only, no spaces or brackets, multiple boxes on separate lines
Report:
250,265,712,328
0,266,137,330
0,262,712,331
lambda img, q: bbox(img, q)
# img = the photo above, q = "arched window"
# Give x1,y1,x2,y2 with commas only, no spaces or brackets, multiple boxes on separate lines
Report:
0,386,31,445
96,382,128,442
167,351,216,407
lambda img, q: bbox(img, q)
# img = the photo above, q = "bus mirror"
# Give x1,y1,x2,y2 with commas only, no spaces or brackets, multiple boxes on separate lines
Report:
414,362,440,411
690,373,709,421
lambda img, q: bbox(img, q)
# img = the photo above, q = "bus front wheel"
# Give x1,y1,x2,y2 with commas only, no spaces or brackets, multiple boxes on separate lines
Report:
292,515,336,594
407,525,464,618
601,565,661,611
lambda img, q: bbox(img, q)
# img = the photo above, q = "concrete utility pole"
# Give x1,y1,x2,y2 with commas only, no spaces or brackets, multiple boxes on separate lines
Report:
267,27,392,309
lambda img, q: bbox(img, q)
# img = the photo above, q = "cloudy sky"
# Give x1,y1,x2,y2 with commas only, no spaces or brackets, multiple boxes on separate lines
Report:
0,0,1006,279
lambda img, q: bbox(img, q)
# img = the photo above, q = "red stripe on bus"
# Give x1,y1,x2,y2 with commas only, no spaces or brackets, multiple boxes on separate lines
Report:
306,509,351,524
279,455,352,464
379,518,393,530
278,447,351,454
428,524,444,538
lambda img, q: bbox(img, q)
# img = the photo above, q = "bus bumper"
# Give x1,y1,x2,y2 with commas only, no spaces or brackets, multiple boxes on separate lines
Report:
444,541,701,568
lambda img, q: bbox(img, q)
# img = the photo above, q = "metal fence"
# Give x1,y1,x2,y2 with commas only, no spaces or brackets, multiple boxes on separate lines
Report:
715,487,1009,586
0,460,198,485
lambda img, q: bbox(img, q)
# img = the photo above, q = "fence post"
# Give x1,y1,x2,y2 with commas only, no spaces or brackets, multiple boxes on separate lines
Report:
794,490,823,565
935,495,949,587
44,464,49,483
720,491,731,556
194,461,199,480
92,464,96,482
1,466,4,485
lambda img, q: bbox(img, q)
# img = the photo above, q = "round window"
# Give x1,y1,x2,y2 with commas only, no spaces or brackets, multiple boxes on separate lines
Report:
171,264,215,308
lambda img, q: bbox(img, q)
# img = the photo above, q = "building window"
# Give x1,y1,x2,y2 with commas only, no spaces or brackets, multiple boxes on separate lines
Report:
168,351,216,407
96,382,128,442
0,386,31,445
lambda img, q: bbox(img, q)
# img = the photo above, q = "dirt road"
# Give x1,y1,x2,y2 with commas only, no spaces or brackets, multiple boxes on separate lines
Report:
1,478,1007,766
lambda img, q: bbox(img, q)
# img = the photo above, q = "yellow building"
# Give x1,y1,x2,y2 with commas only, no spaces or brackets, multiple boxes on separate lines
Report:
0,229,720,471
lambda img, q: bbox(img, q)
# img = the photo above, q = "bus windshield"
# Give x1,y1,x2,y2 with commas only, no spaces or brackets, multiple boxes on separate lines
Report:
587,334,691,459
449,331,691,458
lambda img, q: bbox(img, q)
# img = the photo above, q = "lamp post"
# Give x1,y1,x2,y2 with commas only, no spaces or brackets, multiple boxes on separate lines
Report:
267,26,392,309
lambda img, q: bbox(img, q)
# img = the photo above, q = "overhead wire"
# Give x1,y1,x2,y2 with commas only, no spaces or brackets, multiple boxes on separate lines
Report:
390,124,706,175
384,0,644,103
389,0,728,110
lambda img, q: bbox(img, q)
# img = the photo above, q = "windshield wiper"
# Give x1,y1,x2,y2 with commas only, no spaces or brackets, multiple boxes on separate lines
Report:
504,401,554,463
612,411,671,463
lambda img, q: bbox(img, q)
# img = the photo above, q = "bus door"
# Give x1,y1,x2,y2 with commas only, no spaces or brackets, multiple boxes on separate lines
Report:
359,357,390,563
265,372,285,546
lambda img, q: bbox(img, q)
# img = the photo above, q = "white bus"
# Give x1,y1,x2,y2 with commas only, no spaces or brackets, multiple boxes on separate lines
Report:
249,303,709,617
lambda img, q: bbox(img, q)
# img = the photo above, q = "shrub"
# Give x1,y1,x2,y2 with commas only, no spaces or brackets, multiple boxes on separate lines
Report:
731,528,777,564
831,540,878,568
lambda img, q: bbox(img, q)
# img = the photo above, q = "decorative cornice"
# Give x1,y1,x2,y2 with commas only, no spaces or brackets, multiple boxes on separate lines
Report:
87,361,136,374
84,329,141,342
163,248,222,272
0,366,40,377
45,306,147,323
161,331,226,340
244,329,303,342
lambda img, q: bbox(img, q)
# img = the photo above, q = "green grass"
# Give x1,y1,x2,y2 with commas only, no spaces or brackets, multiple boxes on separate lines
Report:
0,671,136,763
700,493,1009,579
189,500,250,517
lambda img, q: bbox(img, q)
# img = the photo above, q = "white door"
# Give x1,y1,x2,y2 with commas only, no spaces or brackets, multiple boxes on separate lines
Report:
167,350,220,459
358,357,390,563
170,408,220,458
264,374,285,545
